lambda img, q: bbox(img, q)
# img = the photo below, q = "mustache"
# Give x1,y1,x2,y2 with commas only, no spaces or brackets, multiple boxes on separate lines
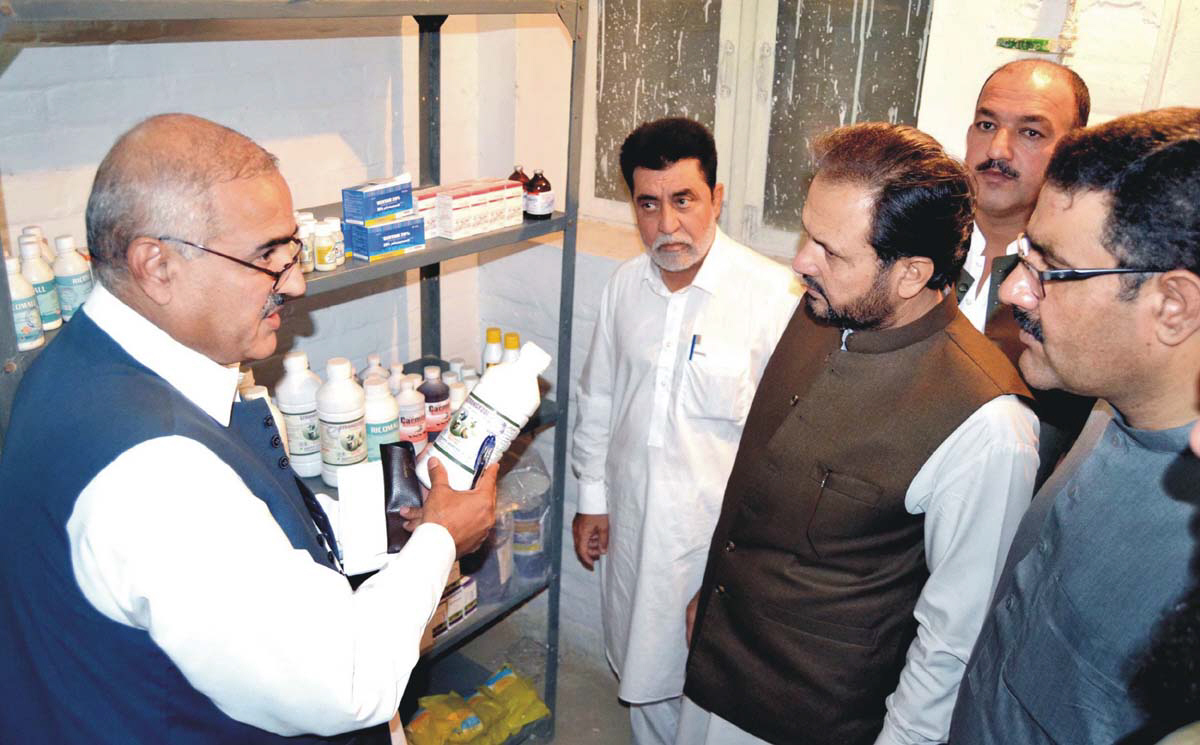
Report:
652,233,694,251
976,159,1020,180
261,292,285,319
1012,306,1044,343
801,274,827,301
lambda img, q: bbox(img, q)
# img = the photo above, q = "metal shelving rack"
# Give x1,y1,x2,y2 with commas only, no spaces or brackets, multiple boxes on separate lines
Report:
0,2,586,740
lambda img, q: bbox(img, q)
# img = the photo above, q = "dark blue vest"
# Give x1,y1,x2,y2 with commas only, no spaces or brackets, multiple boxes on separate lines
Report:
0,311,386,744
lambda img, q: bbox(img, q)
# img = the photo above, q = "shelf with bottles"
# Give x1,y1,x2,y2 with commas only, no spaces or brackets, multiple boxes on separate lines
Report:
299,202,568,298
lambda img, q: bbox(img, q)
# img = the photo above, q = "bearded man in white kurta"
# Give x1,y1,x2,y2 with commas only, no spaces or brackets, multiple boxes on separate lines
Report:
571,117,799,745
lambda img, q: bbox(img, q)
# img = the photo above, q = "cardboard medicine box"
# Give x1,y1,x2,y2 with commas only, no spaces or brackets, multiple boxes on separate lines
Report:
341,174,414,223
343,216,426,262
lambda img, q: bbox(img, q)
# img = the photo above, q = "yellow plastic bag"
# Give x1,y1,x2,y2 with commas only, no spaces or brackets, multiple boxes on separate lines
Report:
466,690,512,743
479,665,551,732
406,693,487,745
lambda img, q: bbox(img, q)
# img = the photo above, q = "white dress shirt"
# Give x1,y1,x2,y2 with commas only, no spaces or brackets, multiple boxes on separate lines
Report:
68,285,455,737
673,392,1039,745
572,228,801,704
958,224,1018,332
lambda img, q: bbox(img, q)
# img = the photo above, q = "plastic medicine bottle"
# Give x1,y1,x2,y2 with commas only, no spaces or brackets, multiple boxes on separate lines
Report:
483,327,503,370
52,235,93,322
6,256,44,351
317,357,367,487
19,237,61,331
276,350,324,478
416,341,552,490
22,225,56,265
501,332,521,364
395,379,428,455
364,377,401,462
314,223,337,272
362,353,388,383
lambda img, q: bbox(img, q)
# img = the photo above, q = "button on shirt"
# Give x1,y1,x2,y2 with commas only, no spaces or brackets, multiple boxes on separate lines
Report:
571,229,799,704
67,285,456,737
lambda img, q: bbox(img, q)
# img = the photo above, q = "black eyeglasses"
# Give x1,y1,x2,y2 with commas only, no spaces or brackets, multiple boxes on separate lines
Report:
1015,233,1164,299
157,234,303,292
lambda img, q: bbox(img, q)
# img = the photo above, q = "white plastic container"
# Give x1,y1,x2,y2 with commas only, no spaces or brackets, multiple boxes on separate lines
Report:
387,363,407,395
462,366,480,394
364,377,400,462
317,357,367,487
448,381,468,412
242,385,290,454
52,235,93,321
448,357,465,377
362,352,388,383
395,379,428,455
313,223,336,272
416,341,552,490
6,256,44,351
22,226,56,265
443,371,460,385
483,327,503,370
19,238,62,331
501,332,520,364
275,350,323,478
323,217,346,266
297,221,316,274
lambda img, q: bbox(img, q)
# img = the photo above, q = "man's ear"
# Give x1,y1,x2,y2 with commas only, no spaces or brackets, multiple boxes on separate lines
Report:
712,182,725,222
1153,270,1200,347
894,256,934,299
125,237,174,306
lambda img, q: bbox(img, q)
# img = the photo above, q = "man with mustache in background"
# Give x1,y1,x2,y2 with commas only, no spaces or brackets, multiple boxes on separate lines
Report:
571,117,798,745
956,59,1095,486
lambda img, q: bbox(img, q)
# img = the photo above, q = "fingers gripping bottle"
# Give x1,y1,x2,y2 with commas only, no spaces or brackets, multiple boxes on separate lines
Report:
415,341,552,490
317,357,367,487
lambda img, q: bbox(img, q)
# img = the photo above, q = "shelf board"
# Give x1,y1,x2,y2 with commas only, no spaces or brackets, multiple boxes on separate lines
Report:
300,210,568,298
5,1,567,23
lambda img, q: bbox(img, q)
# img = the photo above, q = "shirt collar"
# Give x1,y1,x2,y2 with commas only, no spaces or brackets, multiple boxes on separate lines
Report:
82,283,241,426
1108,405,1199,454
640,226,732,297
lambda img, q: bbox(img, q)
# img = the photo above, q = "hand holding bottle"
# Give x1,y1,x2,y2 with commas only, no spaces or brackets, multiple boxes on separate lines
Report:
402,457,498,557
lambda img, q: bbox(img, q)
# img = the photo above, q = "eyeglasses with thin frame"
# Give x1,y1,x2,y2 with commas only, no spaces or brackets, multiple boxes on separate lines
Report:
1015,233,1165,299
157,233,303,292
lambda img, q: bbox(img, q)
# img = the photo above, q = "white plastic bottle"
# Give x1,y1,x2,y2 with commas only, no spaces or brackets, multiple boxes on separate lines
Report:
275,350,323,478
483,327,503,370
501,332,521,364
448,357,465,377
462,366,480,394
418,365,452,441
364,377,400,462
362,352,388,383
416,341,552,490
387,363,407,395
443,371,460,385
314,223,337,272
242,385,290,454
19,237,62,331
448,381,468,412
317,357,367,487
52,235,93,321
395,379,428,456
298,221,316,274
323,217,346,266
22,226,56,265
6,256,44,351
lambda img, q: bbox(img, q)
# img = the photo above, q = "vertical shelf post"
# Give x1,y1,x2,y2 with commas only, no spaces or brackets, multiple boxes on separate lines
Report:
416,14,447,360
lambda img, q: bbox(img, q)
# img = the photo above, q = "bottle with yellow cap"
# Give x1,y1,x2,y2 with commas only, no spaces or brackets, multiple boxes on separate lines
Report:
483,326,503,370
501,332,520,364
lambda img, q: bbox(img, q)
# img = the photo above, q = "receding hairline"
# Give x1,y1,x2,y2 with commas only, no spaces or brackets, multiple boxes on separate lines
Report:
976,59,1086,126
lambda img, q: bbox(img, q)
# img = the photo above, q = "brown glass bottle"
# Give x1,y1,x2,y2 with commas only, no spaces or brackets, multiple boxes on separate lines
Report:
523,169,554,220
508,165,530,185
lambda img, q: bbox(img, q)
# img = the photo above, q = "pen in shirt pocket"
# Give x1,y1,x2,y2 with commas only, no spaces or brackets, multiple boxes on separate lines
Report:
688,334,703,361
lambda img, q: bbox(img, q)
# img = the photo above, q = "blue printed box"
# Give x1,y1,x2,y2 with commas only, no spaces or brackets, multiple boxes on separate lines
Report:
344,217,426,263
341,174,414,223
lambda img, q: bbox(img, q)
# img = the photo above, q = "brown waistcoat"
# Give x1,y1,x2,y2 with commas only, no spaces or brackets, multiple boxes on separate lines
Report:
684,293,1028,745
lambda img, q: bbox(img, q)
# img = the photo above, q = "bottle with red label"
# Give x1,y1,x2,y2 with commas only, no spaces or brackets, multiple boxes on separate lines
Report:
508,165,530,186
418,365,451,442
523,170,554,220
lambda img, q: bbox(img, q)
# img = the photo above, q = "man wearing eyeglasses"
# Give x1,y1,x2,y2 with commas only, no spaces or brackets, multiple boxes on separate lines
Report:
0,113,497,744
958,59,1095,487
949,108,1200,743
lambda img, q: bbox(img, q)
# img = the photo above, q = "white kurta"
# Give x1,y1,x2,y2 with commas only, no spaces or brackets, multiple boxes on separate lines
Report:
571,229,800,704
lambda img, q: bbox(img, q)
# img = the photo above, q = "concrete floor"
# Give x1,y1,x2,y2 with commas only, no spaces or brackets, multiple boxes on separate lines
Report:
455,613,631,745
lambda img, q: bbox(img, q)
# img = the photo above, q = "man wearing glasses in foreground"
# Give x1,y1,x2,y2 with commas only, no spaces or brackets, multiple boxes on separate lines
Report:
950,107,1200,743
0,114,497,743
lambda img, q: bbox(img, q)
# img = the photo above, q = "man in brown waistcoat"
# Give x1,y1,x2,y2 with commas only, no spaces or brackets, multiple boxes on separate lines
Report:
676,123,1039,745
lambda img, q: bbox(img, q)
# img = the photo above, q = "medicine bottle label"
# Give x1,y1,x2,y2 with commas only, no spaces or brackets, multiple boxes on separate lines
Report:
31,280,61,323
513,511,545,555
11,295,42,345
399,412,426,442
55,271,93,321
284,409,322,456
431,392,520,473
319,415,366,466
522,191,554,216
366,418,400,462
315,237,336,271
425,399,451,433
